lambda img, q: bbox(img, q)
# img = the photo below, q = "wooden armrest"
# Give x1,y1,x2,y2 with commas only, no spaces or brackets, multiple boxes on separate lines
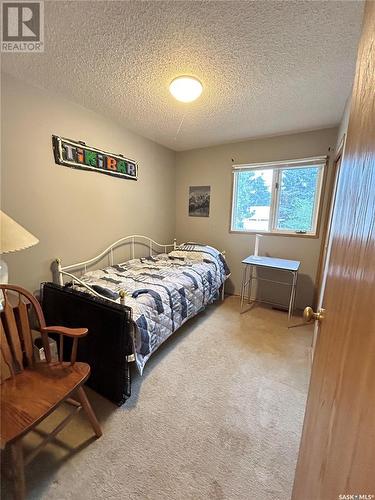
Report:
41,326,88,338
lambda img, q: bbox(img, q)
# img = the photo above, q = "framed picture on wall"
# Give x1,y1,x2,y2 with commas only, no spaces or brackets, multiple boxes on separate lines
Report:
189,186,211,217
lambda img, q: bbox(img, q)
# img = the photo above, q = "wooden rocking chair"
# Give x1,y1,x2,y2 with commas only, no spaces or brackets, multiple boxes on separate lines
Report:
0,284,102,500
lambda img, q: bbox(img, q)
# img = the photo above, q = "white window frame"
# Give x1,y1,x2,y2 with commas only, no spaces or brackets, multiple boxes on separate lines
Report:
230,156,327,236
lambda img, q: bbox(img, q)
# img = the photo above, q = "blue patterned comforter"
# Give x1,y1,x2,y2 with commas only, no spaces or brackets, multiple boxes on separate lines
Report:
72,244,230,373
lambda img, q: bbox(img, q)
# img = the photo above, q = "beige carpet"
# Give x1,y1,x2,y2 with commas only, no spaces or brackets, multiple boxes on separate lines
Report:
2,296,312,500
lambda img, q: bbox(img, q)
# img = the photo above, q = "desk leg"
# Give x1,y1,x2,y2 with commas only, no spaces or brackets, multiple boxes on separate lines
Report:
292,272,298,315
288,271,297,323
240,265,248,312
247,265,253,304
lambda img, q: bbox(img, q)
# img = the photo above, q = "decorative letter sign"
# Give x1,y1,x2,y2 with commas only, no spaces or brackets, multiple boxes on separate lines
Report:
52,136,138,180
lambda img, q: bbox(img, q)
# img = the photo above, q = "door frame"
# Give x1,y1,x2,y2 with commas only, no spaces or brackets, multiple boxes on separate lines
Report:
313,134,346,309
310,134,345,360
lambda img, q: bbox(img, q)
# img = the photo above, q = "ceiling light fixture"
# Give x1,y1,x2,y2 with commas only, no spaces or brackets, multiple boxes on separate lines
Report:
169,76,203,103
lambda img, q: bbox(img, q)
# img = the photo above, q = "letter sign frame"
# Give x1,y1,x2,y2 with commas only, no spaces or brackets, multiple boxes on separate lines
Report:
52,135,138,180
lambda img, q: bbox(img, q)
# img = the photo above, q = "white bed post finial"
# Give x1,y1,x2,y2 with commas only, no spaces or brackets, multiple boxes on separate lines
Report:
55,258,63,286
119,289,126,306
173,238,177,250
254,234,263,259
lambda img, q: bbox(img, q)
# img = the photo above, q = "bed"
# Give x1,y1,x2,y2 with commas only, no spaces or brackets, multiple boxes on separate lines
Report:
41,236,230,405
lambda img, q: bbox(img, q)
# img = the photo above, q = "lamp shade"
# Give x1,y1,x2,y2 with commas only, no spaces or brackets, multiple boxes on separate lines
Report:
0,211,39,254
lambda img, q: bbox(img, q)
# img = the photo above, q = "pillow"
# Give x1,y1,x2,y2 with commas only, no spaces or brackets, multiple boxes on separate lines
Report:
177,243,222,257
168,250,205,261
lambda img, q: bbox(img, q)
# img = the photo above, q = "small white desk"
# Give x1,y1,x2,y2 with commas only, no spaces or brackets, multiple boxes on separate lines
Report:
240,255,300,322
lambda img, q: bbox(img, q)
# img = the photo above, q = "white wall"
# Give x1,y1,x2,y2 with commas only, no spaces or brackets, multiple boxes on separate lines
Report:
1,73,176,292
175,128,338,309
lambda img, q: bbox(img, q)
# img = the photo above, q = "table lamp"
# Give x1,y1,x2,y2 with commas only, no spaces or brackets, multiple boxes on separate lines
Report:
0,210,39,283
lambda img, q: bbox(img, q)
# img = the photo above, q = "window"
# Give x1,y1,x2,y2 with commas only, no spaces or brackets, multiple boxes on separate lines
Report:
231,157,326,235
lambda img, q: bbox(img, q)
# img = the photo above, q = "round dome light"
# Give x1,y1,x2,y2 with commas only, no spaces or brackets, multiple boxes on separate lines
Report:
169,76,203,103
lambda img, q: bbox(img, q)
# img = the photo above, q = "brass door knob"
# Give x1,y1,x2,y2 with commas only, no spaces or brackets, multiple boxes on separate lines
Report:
303,306,325,323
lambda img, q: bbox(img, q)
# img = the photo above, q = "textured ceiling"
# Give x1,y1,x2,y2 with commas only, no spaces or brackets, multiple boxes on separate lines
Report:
2,0,364,151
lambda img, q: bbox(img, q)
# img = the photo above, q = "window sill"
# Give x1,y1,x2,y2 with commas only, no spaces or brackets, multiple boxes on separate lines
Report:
229,229,320,239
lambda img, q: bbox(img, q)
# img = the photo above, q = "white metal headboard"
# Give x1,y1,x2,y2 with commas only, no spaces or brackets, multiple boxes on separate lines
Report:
53,235,177,304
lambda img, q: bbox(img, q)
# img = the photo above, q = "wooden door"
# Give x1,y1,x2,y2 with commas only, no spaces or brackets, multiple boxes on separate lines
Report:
292,2,375,499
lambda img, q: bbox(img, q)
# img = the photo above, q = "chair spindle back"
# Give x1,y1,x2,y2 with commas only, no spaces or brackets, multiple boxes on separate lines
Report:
0,285,51,382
